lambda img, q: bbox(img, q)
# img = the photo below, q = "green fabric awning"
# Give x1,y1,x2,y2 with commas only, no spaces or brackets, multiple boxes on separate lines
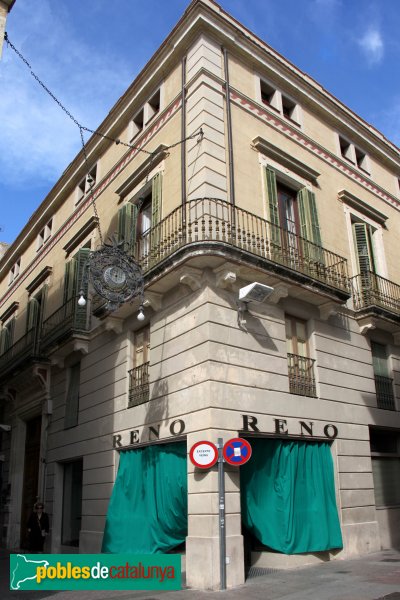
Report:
241,438,343,554
102,442,187,554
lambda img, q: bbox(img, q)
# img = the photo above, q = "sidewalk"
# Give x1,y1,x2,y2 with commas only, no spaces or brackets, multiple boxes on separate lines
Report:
2,548,400,600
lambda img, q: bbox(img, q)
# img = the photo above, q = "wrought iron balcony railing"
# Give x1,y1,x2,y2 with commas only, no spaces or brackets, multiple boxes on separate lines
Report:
287,353,317,397
134,198,349,294
351,272,400,316
40,296,90,351
128,362,150,407
0,327,40,379
374,375,396,411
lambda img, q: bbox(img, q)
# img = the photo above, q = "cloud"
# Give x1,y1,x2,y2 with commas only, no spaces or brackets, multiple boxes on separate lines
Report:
0,0,132,189
358,27,384,66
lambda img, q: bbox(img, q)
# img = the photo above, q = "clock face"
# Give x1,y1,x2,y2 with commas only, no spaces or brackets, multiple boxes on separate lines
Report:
103,265,127,289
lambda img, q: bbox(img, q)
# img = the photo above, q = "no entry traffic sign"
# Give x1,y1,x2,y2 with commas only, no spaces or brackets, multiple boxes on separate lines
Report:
223,438,252,466
190,441,219,469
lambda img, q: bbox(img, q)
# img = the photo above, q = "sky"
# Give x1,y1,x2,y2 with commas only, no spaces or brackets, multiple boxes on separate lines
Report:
1,0,400,245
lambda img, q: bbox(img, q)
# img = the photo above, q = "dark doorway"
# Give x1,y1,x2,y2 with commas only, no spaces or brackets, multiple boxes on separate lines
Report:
20,415,42,548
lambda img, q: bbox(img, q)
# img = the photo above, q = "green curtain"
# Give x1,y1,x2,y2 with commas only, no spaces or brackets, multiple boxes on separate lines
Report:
102,442,187,554
241,438,343,554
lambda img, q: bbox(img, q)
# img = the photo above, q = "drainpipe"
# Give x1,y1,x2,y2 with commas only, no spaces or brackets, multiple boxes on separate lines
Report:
181,56,187,233
223,47,236,236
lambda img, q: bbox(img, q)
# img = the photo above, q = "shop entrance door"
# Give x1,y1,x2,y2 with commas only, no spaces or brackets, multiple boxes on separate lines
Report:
20,415,42,548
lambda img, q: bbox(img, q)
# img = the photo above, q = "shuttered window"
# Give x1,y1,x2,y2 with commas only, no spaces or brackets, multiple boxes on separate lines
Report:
0,318,15,355
264,168,321,249
352,221,376,275
117,203,138,254
371,342,389,378
64,362,81,429
63,247,90,327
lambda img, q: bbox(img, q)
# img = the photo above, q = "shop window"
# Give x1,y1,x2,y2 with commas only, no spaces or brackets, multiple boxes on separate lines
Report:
8,258,21,285
129,325,150,407
285,315,316,397
61,459,83,546
371,342,395,410
370,429,400,507
64,362,81,429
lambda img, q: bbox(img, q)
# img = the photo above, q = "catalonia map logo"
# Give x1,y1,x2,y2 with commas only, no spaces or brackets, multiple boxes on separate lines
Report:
10,553,181,590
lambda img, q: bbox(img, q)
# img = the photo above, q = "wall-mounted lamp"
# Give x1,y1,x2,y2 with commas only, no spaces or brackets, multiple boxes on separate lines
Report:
237,282,274,330
137,305,145,321
0,424,11,432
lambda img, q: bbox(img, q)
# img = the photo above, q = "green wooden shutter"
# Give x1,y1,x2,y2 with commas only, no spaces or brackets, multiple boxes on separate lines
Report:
297,188,322,246
0,319,14,355
150,173,162,260
371,342,389,377
297,188,323,265
74,248,91,330
264,168,281,248
27,297,40,332
118,203,138,254
63,259,78,304
353,222,374,275
64,362,81,428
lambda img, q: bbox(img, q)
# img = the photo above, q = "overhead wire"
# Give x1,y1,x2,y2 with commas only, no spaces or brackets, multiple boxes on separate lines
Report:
4,32,204,244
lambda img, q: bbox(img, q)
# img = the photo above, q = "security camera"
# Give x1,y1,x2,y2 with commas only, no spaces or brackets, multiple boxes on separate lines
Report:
0,424,11,432
238,282,274,303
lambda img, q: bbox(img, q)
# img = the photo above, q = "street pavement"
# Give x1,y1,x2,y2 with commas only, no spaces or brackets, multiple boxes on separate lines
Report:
2,547,400,600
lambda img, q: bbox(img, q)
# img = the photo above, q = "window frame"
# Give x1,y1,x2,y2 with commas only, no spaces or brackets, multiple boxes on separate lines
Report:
258,77,301,126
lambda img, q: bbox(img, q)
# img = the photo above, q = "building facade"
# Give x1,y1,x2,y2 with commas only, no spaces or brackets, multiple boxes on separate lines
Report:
0,0,399,590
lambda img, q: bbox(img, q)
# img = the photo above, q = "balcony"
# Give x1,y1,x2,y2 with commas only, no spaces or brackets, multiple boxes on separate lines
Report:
374,375,396,411
287,353,316,397
0,327,41,380
352,272,400,317
40,296,91,352
135,198,350,300
128,362,149,407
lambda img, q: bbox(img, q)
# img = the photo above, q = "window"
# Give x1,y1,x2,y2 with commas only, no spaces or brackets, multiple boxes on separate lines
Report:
130,88,162,141
285,315,316,397
0,317,15,356
77,164,97,204
259,79,300,124
64,362,81,428
337,135,370,174
370,429,400,507
8,258,21,285
352,219,376,277
37,218,53,250
260,80,279,110
339,136,353,162
129,325,150,407
61,459,83,546
371,342,395,410
26,287,47,354
147,89,160,122
131,108,144,140
117,172,162,265
264,168,322,267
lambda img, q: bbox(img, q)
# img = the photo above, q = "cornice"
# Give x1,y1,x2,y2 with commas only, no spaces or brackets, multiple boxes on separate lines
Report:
252,136,320,183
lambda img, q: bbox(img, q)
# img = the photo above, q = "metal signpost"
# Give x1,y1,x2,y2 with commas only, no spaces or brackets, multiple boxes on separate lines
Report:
190,437,252,591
